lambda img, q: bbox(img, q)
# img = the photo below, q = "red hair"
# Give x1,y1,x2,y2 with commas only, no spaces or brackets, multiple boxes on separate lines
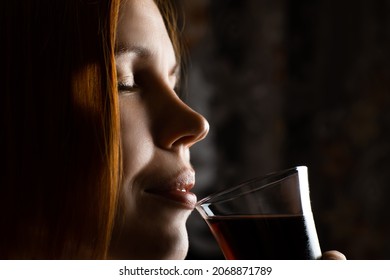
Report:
0,0,183,259
1,0,121,259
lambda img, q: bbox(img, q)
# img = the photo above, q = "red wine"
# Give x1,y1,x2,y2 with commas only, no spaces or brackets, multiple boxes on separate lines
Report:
206,215,321,260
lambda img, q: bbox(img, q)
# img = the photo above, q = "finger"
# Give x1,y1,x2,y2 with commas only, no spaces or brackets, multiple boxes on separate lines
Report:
322,250,347,260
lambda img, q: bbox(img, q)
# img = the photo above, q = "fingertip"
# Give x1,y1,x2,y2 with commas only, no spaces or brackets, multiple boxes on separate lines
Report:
322,250,347,260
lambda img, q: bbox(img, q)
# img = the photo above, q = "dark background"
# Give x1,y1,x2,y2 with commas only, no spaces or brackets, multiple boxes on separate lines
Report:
180,0,390,260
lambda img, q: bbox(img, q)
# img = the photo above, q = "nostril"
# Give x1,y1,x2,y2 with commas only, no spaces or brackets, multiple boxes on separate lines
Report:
175,135,198,147
170,125,209,149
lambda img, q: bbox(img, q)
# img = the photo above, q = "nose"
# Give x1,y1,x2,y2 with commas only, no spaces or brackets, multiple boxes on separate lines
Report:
153,90,209,150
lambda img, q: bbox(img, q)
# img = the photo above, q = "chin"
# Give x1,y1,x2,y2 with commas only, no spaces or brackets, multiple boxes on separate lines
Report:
109,213,190,260
144,221,190,259
109,231,189,260
157,239,189,260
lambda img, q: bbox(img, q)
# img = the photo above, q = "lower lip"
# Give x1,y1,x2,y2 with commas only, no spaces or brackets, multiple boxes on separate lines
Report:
145,189,197,209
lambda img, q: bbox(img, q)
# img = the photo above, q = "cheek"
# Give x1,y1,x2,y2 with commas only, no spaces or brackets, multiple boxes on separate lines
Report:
120,99,153,182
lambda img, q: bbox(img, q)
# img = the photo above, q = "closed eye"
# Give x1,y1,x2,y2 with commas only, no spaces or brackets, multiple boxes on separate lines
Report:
118,81,139,96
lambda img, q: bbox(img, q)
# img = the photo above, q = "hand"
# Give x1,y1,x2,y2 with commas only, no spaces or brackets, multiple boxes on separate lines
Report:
322,250,346,260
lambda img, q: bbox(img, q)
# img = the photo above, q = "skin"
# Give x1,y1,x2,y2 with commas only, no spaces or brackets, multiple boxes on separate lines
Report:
107,0,346,261
108,0,209,259
322,250,346,260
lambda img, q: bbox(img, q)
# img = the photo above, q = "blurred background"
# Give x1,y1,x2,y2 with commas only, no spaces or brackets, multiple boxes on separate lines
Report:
179,0,390,260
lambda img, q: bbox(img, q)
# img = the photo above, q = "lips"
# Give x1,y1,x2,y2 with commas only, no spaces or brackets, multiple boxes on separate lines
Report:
144,169,197,209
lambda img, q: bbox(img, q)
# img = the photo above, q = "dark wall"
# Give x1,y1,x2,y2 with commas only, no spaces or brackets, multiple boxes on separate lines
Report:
183,0,390,260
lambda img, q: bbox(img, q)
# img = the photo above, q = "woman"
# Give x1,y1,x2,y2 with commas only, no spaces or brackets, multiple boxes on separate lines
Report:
0,0,344,260
109,0,209,259
1,0,207,259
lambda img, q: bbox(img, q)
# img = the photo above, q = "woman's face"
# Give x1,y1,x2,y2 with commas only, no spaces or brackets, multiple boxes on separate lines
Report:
109,0,209,259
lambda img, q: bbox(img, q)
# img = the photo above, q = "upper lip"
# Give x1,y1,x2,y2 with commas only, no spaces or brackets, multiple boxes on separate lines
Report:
145,168,195,193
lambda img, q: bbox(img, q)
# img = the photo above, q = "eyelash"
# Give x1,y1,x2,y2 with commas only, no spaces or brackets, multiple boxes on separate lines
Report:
117,77,180,96
117,81,139,95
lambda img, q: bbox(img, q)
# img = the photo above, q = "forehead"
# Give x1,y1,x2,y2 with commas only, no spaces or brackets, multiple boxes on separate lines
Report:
116,0,175,61
118,0,162,31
